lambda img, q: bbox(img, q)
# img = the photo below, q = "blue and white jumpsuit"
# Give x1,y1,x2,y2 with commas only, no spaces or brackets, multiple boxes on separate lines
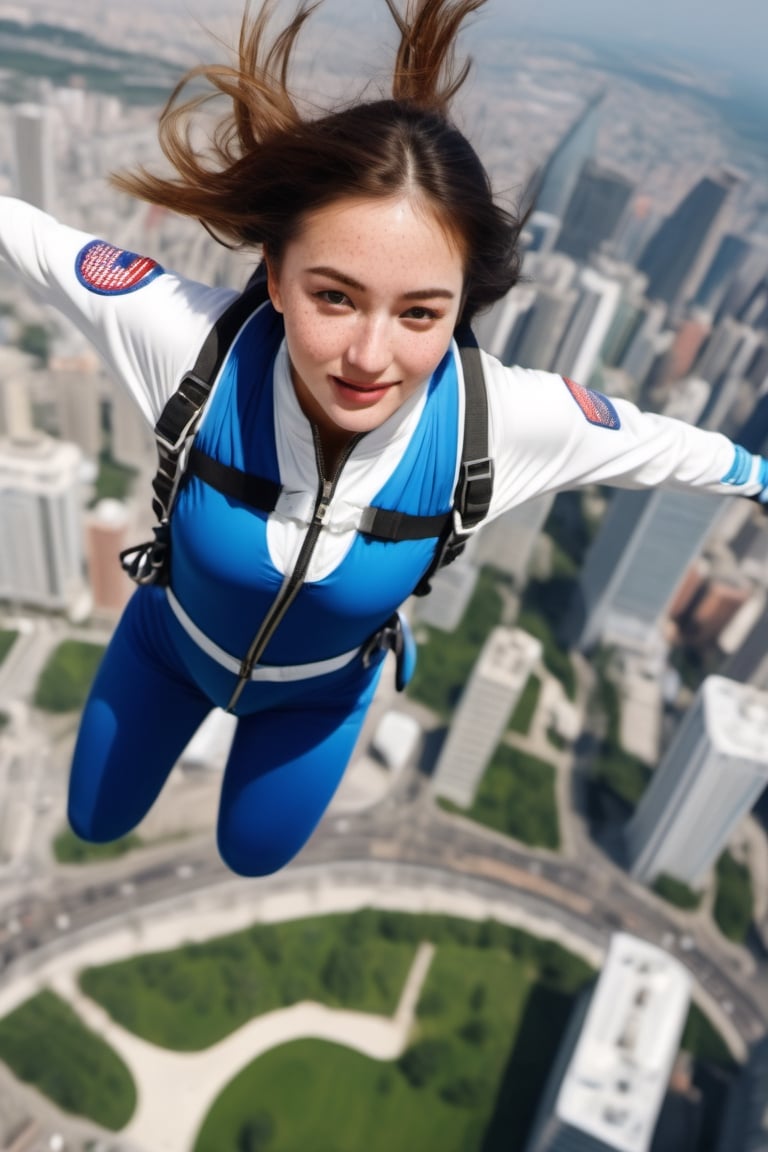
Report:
1,198,766,876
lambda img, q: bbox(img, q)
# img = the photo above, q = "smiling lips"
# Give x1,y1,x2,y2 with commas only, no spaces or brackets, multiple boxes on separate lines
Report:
331,375,398,401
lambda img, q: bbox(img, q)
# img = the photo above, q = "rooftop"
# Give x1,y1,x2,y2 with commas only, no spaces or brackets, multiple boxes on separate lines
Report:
555,933,690,1152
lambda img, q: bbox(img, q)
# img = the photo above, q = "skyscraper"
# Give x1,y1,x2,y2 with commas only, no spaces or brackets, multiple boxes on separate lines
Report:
551,267,622,385
720,598,768,690
509,285,578,371
525,933,691,1152
555,160,634,264
472,494,554,586
694,233,751,314
575,487,724,652
534,91,605,221
625,676,768,886
12,103,57,213
637,170,740,310
0,433,87,615
410,543,480,633
716,1036,768,1152
85,499,134,617
432,627,542,808
52,355,103,462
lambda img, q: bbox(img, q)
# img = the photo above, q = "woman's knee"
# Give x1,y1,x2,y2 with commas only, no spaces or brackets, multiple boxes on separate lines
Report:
216,828,302,877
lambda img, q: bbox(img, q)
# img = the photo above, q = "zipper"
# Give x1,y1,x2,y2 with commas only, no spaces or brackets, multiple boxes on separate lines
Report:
225,428,362,711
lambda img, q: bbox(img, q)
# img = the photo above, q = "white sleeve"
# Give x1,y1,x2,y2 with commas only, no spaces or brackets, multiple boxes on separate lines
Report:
482,353,766,520
0,196,239,426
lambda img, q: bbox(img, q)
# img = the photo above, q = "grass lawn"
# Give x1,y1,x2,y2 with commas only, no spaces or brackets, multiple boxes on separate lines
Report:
508,674,541,735
653,873,702,911
467,744,560,850
90,452,138,506
54,827,144,864
0,990,136,1130
0,629,18,665
194,945,585,1152
34,639,105,712
407,568,503,717
2,911,734,1147
714,852,753,944
80,913,418,1051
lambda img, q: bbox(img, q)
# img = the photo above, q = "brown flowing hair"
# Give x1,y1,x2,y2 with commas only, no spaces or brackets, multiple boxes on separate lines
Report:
113,0,526,323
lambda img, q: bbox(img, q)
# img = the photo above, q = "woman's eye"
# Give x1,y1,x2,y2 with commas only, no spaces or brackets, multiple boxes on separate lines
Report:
403,306,439,321
317,289,350,306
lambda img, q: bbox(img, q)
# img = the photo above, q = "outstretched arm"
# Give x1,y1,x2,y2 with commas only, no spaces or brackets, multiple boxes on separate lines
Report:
0,196,237,425
483,355,767,517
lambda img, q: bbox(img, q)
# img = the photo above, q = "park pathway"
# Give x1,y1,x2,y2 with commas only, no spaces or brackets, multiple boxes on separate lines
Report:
49,941,435,1152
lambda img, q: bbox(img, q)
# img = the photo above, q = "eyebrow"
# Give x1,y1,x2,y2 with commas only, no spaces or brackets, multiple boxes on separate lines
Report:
307,265,456,301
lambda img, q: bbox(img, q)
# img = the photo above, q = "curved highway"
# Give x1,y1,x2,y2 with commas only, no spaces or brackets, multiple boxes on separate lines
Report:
0,782,764,1057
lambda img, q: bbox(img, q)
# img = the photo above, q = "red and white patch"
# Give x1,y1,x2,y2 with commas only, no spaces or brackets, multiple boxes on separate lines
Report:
562,376,621,430
75,240,164,296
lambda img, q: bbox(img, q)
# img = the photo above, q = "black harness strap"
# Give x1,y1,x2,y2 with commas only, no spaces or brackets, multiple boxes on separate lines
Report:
411,329,493,596
186,447,282,513
151,280,271,522
180,335,492,555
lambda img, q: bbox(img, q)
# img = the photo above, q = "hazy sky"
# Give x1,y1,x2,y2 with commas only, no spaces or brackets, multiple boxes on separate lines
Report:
493,0,768,94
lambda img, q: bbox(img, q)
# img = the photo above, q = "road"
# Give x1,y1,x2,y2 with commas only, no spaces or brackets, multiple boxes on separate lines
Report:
0,774,764,1058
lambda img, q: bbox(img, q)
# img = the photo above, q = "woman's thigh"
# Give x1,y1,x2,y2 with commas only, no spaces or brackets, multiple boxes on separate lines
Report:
68,588,212,841
216,658,385,876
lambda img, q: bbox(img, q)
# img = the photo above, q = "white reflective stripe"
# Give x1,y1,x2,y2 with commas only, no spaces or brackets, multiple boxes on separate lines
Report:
165,588,361,681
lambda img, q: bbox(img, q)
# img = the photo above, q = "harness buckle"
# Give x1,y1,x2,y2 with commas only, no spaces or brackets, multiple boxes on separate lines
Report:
457,456,494,527
362,611,417,691
154,372,210,453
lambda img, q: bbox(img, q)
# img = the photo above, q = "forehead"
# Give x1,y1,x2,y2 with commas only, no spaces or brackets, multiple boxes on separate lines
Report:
289,195,466,281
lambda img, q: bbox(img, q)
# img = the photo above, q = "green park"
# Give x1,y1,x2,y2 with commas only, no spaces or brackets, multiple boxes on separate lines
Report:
0,910,734,1150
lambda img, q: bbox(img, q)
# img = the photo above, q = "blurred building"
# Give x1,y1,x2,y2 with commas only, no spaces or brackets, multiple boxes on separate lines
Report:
574,488,723,653
108,379,155,471
637,170,741,311
432,627,541,808
716,1035,768,1152
50,352,104,462
472,494,554,586
662,316,712,384
551,266,622,384
720,597,768,690
554,160,634,265
534,91,605,221
694,233,751,314
625,676,768,886
12,102,56,213
0,432,87,615
85,498,134,617
525,933,691,1152
411,546,479,633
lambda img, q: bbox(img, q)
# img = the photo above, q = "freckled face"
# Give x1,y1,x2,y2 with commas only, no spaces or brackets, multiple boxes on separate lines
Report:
266,195,465,456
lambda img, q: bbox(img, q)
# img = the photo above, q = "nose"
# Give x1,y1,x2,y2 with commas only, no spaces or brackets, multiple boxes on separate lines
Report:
345,314,392,377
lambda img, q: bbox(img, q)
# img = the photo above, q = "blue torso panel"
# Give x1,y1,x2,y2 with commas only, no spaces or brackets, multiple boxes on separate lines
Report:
169,302,460,665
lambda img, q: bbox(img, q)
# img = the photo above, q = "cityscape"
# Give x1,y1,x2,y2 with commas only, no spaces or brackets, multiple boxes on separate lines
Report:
0,2,767,1150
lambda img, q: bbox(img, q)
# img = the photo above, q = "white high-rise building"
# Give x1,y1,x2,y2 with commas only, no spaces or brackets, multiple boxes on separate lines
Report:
552,266,622,384
473,494,554,585
575,487,723,652
52,358,103,462
525,933,691,1152
0,433,87,615
410,547,479,634
432,627,542,807
13,103,56,213
626,676,768,886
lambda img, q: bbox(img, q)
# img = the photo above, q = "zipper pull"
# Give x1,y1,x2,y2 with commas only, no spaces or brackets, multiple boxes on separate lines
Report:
313,479,334,526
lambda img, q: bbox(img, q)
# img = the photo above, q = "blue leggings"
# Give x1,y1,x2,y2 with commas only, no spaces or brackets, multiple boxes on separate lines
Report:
68,587,385,876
